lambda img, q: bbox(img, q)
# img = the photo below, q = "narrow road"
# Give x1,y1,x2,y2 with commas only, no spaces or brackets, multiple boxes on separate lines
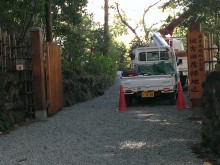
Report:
0,73,203,165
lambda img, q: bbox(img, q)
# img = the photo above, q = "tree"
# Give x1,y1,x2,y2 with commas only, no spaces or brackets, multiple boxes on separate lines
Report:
45,0,52,42
0,0,45,41
51,0,88,40
103,0,110,56
0,1,128,77
161,0,220,67
160,0,220,35
115,1,162,46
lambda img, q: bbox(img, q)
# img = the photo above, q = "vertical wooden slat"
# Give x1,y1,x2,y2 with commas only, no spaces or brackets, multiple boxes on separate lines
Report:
13,34,17,70
0,28,2,72
44,42,63,115
3,32,7,72
8,34,12,70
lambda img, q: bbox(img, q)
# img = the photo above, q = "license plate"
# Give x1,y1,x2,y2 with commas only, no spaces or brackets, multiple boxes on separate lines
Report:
142,91,154,97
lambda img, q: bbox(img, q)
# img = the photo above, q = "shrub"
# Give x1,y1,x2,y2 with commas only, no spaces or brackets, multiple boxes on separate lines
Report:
84,53,117,79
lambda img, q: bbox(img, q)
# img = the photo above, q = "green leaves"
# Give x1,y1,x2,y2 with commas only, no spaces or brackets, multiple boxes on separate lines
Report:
0,1,129,78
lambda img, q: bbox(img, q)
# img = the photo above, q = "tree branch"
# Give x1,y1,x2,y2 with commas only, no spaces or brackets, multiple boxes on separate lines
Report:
142,0,161,43
115,2,141,42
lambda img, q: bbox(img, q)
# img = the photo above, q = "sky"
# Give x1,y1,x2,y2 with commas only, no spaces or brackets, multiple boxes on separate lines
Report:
86,0,170,45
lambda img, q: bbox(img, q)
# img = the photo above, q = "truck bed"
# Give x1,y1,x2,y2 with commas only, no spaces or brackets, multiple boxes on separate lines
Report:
121,74,176,93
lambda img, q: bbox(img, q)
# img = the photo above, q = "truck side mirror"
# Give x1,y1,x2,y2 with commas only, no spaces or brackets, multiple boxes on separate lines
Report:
177,59,183,66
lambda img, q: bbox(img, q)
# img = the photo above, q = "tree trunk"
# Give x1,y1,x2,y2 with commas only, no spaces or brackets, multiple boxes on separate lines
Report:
103,0,109,55
45,0,52,42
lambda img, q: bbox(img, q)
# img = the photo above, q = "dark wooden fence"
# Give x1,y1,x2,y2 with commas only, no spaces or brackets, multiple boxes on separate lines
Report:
0,28,34,117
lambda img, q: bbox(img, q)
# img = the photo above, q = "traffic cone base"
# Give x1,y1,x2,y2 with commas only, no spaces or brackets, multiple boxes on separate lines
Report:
118,85,128,111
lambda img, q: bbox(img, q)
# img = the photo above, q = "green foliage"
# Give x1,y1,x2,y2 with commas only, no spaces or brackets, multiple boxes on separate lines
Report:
160,0,220,37
161,0,220,71
108,41,129,69
60,10,129,77
60,14,105,77
0,0,129,78
85,53,117,78
0,0,45,40
0,0,88,40
61,58,75,78
52,0,88,37
110,12,129,38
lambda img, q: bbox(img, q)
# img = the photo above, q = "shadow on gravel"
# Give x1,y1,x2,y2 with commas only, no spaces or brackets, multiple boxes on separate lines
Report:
128,88,189,108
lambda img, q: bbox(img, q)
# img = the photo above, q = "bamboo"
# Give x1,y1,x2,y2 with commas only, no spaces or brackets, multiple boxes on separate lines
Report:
13,34,17,70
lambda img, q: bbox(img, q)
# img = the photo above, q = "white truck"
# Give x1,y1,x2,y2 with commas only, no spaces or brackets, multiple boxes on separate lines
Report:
121,32,179,105
172,39,188,87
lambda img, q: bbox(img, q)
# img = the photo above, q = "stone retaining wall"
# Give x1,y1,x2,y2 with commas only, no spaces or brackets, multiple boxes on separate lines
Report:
0,73,114,131
202,71,220,154
63,74,113,107
0,73,26,131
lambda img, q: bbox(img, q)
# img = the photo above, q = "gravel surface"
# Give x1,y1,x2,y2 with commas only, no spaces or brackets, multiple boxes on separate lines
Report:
0,74,204,165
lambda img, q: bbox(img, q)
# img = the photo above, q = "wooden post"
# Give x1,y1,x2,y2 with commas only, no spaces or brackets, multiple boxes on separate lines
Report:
30,27,47,120
187,21,204,120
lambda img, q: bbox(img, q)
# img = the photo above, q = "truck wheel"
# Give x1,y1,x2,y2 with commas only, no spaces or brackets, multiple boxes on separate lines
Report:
125,95,132,106
169,93,176,105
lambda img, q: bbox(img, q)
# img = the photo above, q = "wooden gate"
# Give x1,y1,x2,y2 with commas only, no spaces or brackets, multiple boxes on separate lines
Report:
44,43,63,115
31,28,63,119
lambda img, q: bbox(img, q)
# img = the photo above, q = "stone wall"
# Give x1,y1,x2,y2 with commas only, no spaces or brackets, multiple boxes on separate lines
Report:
202,71,220,155
63,74,114,107
0,73,26,131
0,72,114,132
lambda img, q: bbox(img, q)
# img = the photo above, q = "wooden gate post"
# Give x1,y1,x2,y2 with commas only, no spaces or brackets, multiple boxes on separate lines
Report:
30,27,47,120
187,21,204,120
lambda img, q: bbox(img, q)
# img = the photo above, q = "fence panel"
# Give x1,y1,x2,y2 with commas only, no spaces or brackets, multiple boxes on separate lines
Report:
44,42,63,115
0,28,34,117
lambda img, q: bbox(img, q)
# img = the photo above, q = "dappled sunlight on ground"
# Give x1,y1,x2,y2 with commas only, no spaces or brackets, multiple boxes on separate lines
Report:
119,140,147,149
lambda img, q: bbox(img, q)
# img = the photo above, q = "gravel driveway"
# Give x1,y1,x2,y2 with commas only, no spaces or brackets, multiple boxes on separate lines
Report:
0,74,204,165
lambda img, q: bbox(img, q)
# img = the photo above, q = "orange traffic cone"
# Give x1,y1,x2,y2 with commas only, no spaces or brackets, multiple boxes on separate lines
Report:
118,85,128,111
176,82,188,110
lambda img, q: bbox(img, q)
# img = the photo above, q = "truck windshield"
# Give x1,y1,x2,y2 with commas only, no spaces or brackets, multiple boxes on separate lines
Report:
138,51,169,61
